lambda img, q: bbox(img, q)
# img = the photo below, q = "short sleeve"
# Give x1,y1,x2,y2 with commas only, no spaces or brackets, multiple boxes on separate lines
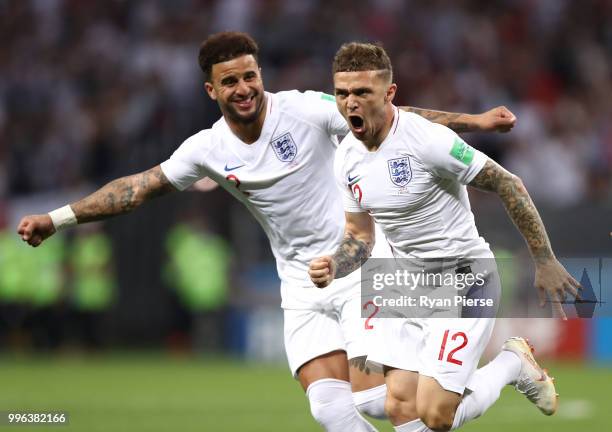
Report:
333,143,364,213
417,123,487,185
303,91,350,137
160,132,210,191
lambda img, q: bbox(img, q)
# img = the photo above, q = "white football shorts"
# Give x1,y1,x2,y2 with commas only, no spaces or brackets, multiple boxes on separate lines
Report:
366,259,501,394
367,316,495,394
283,282,370,378
283,233,393,377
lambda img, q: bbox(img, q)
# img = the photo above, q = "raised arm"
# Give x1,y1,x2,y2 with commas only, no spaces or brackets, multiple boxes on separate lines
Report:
468,159,581,318
308,211,375,288
18,165,176,247
400,106,516,133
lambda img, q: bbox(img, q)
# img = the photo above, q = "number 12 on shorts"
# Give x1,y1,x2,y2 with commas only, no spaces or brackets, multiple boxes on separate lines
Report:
438,330,468,365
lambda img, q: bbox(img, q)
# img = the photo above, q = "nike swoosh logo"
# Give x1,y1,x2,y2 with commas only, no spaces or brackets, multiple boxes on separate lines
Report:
347,174,360,185
224,163,245,172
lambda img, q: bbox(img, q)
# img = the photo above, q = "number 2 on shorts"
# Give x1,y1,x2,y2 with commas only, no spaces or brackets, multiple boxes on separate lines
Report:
438,330,468,365
363,300,379,330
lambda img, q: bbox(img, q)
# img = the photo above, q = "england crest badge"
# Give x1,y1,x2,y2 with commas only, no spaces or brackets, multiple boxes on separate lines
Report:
387,157,412,187
270,132,298,162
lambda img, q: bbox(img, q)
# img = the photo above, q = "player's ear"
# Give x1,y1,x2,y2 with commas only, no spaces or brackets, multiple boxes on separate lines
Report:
385,84,397,104
205,82,216,100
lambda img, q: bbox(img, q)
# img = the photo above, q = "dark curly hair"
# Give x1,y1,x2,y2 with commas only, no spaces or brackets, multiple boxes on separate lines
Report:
198,32,259,81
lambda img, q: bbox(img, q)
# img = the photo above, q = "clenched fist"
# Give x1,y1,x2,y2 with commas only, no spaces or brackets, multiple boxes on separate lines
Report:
476,106,516,133
17,214,56,247
308,256,337,288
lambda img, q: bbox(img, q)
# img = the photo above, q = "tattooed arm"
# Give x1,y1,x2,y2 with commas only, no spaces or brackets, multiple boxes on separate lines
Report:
400,106,516,133
469,159,581,318
308,211,375,288
71,166,175,223
469,160,553,261
18,165,177,247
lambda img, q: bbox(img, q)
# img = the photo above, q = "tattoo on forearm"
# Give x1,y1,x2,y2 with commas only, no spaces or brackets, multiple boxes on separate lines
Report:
71,166,175,223
469,160,553,263
120,185,135,212
332,233,372,278
104,192,116,212
446,121,471,133
401,107,472,133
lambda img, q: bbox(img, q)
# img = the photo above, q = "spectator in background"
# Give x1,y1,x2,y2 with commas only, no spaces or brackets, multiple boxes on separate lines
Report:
67,224,116,349
0,227,65,349
0,228,31,347
2,0,611,205
164,215,230,352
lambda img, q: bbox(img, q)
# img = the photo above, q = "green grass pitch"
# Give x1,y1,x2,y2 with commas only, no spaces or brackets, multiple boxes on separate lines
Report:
0,354,607,431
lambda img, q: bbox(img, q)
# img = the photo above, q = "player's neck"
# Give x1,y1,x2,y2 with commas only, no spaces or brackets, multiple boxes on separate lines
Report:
225,95,268,144
363,104,395,152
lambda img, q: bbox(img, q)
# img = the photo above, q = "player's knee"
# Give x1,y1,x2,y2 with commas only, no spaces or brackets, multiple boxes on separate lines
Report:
353,384,387,420
384,390,417,424
384,394,402,422
307,379,357,429
417,403,456,432
309,398,330,426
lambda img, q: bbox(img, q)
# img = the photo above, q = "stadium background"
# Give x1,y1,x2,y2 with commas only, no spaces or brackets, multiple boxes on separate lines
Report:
0,0,610,430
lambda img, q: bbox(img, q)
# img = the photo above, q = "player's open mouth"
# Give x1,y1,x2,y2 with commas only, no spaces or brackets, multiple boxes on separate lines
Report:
349,115,365,133
234,95,255,110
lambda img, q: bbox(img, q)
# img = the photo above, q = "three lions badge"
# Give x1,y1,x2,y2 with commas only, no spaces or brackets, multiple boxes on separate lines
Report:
387,157,412,187
270,132,297,162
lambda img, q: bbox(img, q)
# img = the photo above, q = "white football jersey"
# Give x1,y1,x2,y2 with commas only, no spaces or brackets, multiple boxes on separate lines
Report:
335,107,492,259
161,90,390,308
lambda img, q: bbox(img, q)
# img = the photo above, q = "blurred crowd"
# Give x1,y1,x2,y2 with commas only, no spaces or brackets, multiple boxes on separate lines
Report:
1,0,611,208
1,0,610,351
0,217,231,350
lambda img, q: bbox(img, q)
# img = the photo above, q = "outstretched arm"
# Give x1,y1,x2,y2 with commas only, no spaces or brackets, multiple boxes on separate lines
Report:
18,165,176,247
309,211,375,288
400,106,516,133
70,165,175,222
469,159,581,318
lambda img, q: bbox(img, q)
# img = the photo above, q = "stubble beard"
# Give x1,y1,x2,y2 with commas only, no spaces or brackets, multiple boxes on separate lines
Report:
224,91,264,125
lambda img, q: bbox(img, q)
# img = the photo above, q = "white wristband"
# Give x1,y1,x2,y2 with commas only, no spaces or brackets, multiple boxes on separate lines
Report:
48,205,78,231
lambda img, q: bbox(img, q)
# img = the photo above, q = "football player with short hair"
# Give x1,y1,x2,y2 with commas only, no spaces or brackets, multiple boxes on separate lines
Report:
309,41,579,432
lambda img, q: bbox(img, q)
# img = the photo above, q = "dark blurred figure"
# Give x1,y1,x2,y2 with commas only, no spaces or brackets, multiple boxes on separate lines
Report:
65,224,116,349
164,213,230,352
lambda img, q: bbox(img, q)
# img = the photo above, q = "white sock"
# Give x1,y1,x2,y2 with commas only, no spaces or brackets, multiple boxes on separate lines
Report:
307,378,378,432
451,351,521,429
394,419,431,432
353,384,388,419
